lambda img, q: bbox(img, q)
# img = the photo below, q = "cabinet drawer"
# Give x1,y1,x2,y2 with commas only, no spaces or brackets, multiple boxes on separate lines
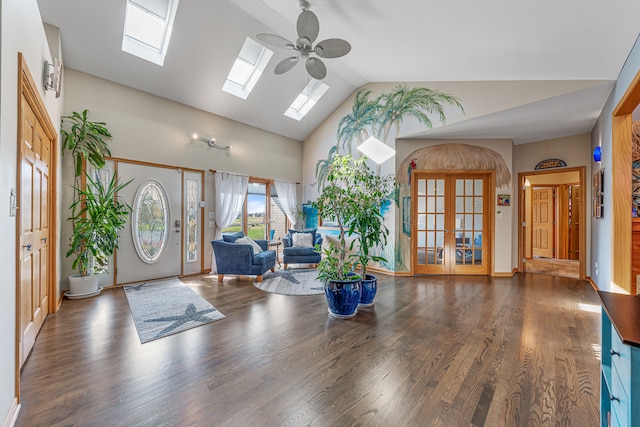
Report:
611,364,630,427
611,325,631,384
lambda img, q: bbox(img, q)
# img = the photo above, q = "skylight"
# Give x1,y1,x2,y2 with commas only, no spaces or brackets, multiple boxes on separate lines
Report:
223,37,273,100
122,0,180,66
284,79,329,121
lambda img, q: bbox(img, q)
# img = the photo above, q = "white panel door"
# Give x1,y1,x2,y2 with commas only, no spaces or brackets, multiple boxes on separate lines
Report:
117,163,182,284
183,171,203,275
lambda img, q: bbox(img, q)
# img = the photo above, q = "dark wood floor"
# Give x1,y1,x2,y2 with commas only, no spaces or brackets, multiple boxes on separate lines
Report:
16,272,601,427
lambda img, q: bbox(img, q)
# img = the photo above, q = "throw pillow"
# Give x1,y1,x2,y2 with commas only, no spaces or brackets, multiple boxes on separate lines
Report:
292,232,314,247
235,236,263,254
289,228,317,242
222,231,245,243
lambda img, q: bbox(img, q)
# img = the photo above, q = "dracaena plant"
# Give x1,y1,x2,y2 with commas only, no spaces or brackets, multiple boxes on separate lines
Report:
61,110,132,276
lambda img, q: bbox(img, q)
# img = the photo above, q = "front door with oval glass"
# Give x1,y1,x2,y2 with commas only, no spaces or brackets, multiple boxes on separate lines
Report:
116,163,184,284
412,172,490,275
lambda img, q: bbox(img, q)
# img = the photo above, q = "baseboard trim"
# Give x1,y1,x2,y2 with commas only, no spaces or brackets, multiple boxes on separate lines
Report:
364,266,411,276
2,398,20,427
493,270,516,277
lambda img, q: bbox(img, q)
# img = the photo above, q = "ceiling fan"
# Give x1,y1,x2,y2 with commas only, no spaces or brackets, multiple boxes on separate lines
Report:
256,0,351,80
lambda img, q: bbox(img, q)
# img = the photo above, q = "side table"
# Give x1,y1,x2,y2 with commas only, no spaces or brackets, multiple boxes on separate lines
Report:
268,241,282,267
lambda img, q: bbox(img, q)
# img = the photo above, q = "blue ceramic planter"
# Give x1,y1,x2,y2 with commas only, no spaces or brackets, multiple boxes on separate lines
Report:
325,278,361,319
359,274,377,307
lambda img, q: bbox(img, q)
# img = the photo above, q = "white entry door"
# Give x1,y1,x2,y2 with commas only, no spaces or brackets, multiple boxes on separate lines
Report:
116,163,183,284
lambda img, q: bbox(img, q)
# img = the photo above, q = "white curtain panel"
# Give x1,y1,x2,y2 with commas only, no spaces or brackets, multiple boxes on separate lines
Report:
274,180,298,228
211,172,249,273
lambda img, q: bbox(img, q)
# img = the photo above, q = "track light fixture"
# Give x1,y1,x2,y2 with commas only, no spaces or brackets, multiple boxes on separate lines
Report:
192,134,230,150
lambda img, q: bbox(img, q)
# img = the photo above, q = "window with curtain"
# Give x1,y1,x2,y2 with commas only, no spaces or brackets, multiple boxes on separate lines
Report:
222,179,291,240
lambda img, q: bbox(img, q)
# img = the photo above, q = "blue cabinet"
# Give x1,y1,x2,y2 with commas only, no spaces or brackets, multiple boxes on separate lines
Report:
599,292,640,426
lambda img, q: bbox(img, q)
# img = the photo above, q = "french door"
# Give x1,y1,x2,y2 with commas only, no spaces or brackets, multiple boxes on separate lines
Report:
412,172,490,275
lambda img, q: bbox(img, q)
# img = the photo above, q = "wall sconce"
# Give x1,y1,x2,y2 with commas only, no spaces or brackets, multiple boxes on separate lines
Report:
357,136,395,164
43,58,62,98
593,146,602,163
192,134,230,150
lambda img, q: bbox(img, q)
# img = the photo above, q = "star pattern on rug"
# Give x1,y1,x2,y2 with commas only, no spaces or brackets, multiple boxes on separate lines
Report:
145,303,218,338
264,269,304,284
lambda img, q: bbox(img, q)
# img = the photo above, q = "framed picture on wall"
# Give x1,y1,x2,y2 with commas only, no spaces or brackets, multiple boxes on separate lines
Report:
593,169,604,218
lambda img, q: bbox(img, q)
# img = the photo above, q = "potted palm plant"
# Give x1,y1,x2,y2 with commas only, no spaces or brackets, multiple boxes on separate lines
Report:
61,110,131,296
313,155,365,318
349,165,396,306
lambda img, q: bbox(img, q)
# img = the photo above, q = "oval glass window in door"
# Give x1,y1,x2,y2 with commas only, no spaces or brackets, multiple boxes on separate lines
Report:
132,180,170,263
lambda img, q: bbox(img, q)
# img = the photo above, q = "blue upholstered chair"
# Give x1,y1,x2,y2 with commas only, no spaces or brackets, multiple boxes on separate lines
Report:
282,229,322,269
211,232,276,282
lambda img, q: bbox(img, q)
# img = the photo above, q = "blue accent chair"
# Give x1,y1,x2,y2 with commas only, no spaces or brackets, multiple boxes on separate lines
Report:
282,229,322,269
211,235,276,282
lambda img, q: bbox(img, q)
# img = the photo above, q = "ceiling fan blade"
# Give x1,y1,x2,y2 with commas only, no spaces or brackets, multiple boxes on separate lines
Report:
274,57,299,75
306,57,327,80
314,38,352,58
256,33,294,50
297,10,319,44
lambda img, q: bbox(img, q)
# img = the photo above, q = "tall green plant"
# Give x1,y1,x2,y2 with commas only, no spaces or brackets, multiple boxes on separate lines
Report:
349,169,396,278
61,110,132,276
67,173,132,276
61,109,112,178
313,155,369,281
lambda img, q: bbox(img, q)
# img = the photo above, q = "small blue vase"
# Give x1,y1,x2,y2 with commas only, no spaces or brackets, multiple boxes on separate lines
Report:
325,278,361,319
359,274,377,307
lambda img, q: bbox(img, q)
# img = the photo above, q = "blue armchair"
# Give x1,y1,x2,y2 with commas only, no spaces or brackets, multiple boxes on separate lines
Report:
211,236,276,282
282,229,322,269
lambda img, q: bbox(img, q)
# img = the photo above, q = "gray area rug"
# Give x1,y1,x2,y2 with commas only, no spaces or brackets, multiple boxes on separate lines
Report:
124,277,225,343
253,268,325,295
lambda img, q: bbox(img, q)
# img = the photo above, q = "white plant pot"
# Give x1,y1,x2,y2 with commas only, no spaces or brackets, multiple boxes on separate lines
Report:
68,274,100,295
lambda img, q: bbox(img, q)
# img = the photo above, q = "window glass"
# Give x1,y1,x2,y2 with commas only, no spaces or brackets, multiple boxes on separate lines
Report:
186,178,198,263
132,180,169,263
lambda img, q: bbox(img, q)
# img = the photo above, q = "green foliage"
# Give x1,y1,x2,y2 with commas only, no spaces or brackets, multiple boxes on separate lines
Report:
61,110,132,276
61,109,112,178
67,173,132,276
313,154,394,281
349,170,397,278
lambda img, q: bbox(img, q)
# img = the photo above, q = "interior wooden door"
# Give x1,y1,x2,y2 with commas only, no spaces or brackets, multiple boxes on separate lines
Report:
413,172,489,275
569,184,581,260
532,187,554,258
18,95,51,367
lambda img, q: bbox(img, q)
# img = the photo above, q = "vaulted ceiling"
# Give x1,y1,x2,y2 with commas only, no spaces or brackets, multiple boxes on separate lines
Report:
37,0,640,144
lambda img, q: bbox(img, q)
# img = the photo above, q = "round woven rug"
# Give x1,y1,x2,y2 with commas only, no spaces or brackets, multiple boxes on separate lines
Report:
253,268,325,295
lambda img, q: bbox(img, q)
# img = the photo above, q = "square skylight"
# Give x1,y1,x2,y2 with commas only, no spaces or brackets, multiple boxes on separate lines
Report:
284,79,329,121
122,0,180,66
222,38,273,100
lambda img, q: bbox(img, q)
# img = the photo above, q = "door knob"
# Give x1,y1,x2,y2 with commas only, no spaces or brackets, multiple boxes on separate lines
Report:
22,244,32,251
41,237,47,243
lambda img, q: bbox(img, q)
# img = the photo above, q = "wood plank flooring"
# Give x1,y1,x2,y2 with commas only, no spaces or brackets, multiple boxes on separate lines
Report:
16,272,601,426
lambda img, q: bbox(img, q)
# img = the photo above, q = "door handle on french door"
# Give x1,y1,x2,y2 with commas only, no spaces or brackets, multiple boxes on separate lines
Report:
22,244,32,251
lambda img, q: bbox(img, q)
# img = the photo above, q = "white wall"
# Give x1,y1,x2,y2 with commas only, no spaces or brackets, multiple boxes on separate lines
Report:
61,69,302,283
591,35,640,291
0,0,63,424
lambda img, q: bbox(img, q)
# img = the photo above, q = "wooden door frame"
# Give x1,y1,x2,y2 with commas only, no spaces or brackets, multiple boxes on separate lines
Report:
611,68,640,294
107,156,208,283
15,53,59,399
517,167,585,279
411,169,494,276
